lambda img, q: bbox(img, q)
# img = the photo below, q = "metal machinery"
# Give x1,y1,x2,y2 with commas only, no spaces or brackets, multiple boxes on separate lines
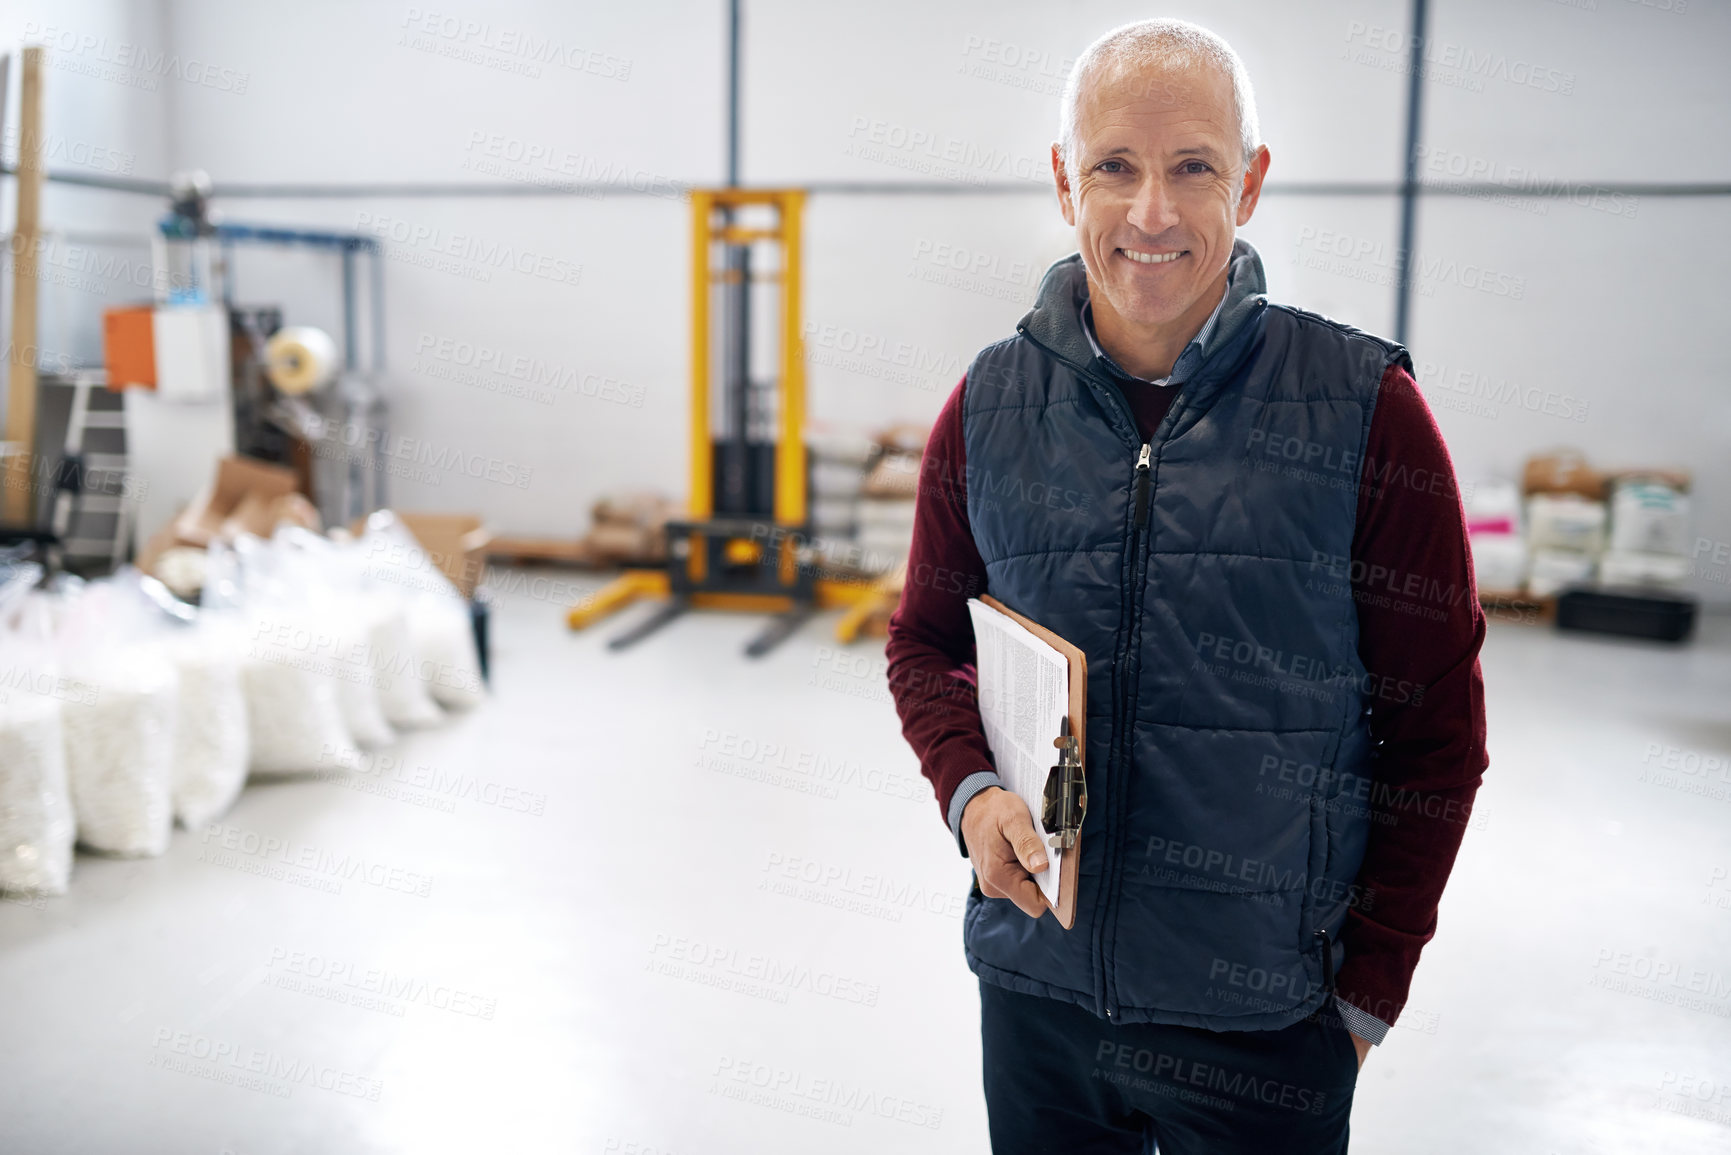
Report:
154,171,392,531
567,188,872,657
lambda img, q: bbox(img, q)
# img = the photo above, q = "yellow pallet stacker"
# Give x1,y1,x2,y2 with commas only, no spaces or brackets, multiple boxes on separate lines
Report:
567,188,893,657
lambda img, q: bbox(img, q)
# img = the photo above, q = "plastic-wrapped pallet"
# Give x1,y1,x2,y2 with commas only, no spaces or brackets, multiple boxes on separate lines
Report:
357,512,486,710
248,531,447,732
238,645,359,775
809,497,858,537
411,599,487,709
358,590,444,730
169,613,250,828
0,569,75,894
1526,494,1607,555
1599,551,1692,589
1527,549,1596,598
1608,479,1691,557
329,602,397,750
56,577,179,857
280,530,399,749
811,460,869,500
267,531,443,733
1464,481,1526,594
224,537,364,776
808,425,876,542
805,425,876,471
856,497,919,574
1471,536,1528,594
0,693,73,891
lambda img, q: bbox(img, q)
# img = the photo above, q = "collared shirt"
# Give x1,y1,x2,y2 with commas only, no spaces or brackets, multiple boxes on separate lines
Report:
1080,279,1229,388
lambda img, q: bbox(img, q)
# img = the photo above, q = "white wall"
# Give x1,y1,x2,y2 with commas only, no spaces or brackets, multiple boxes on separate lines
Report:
1411,0,1731,604
11,0,1729,599
748,0,1411,437
1,0,174,366
160,0,719,537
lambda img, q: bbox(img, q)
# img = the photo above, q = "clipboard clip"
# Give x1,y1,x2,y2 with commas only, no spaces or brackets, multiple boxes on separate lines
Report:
1042,716,1086,851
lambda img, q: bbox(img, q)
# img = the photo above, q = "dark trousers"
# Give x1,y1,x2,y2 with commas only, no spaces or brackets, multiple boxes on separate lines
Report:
980,979,1359,1155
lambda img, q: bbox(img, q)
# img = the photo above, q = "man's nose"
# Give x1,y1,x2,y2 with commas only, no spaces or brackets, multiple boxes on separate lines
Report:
1126,173,1182,237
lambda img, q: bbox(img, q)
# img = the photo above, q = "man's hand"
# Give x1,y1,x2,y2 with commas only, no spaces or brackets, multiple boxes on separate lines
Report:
961,786,1050,919
1350,1032,1370,1069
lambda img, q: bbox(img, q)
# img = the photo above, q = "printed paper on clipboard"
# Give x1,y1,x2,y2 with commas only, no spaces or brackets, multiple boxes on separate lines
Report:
966,594,1088,928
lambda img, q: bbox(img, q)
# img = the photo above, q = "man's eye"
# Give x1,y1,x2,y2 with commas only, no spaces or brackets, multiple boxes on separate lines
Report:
1097,160,1126,173
1181,161,1212,175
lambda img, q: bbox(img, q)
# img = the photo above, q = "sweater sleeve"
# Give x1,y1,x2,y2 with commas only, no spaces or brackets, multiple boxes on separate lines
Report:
883,376,999,854
1331,362,1490,1045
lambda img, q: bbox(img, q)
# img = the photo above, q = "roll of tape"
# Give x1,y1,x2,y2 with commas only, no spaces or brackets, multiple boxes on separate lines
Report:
264,326,339,395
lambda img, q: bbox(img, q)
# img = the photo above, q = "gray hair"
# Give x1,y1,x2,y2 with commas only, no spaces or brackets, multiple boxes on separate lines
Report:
1057,19,1261,185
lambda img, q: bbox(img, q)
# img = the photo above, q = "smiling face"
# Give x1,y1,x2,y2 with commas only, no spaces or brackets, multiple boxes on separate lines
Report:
1054,61,1269,372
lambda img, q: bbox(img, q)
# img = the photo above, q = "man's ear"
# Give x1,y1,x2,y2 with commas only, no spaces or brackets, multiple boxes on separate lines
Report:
1052,143,1077,227
1236,145,1272,227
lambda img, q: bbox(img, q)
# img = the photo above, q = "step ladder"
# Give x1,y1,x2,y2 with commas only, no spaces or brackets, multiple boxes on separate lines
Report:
47,370,132,570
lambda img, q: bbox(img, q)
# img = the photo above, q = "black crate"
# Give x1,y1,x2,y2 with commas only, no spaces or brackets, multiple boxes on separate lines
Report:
1556,586,1697,643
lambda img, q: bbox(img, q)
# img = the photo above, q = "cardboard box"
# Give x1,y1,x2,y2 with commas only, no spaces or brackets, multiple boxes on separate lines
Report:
136,459,318,587
354,511,492,599
592,491,681,528
174,456,301,546
1606,467,1691,494
872,422,930,455
1522,451,1604,500
862,451,921,499
585,520,659,564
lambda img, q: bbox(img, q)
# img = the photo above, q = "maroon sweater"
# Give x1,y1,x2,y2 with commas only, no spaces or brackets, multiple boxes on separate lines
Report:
885,362,1488,1034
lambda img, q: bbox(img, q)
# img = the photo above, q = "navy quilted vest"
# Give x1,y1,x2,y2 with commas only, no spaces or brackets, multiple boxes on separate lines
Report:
961,241,1411,1030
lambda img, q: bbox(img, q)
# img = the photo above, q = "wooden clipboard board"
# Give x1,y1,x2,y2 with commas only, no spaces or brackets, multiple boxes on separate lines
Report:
979,594,1089,929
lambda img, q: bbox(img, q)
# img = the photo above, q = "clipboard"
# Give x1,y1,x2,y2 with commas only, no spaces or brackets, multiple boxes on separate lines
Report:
971,594,1089,929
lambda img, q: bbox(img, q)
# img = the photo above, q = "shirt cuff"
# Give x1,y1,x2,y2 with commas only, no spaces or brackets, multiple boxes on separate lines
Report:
1333,996,1392,1046
946,771,1004,856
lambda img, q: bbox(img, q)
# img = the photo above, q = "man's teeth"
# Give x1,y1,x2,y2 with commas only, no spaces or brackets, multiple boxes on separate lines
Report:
1123,248,1182,264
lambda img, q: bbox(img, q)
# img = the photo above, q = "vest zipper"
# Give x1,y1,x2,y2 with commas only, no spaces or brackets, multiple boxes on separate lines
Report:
1132,443,1153,525
1098,440,1154,1021
1013,323,1159,1021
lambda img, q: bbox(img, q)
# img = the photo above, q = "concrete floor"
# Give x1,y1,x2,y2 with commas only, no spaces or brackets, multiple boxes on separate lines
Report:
2,572,1729,1154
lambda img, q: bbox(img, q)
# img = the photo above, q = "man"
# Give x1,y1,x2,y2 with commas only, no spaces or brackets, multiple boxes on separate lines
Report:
885,18,1487,1155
